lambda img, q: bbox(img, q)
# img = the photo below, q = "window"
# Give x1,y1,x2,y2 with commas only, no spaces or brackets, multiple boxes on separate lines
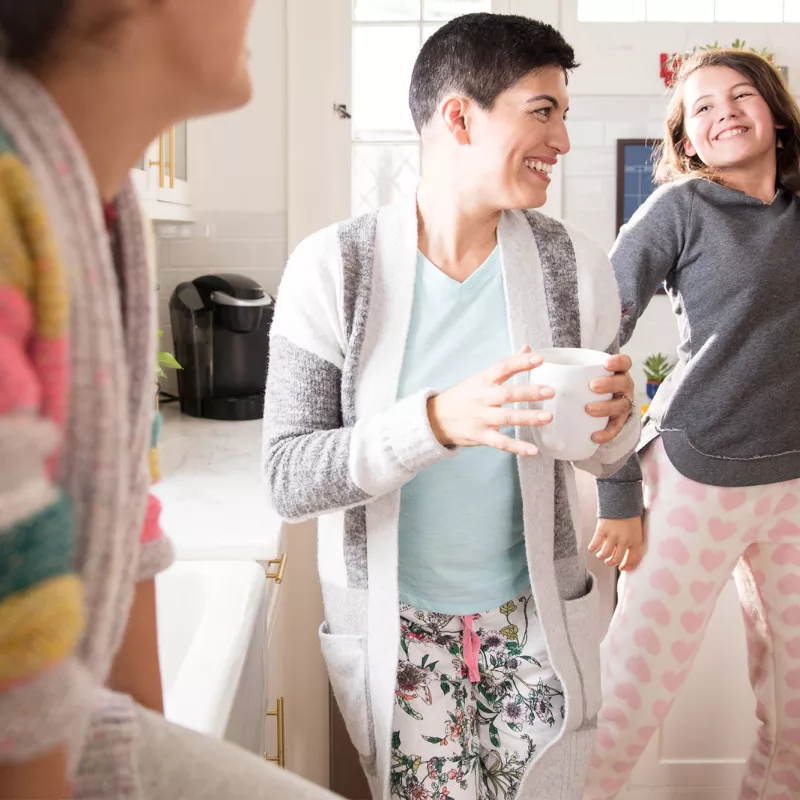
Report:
578,0,796,21
577,0,643,20
350,0,493,216
646,0,713,22
715,0,784,21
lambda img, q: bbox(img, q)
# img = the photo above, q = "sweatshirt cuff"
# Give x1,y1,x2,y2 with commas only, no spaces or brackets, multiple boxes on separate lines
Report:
597,478,644,519
137,536,175,582
0,657,95,765
136,495,175,581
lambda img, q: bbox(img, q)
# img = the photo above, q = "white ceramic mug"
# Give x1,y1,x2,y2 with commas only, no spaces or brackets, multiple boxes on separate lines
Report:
529,347,613,461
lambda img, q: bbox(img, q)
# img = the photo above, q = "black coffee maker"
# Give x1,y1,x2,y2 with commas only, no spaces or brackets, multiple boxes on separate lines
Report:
169,273,274,421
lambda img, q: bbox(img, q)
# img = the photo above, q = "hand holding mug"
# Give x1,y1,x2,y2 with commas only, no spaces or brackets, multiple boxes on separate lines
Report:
427,346,553,457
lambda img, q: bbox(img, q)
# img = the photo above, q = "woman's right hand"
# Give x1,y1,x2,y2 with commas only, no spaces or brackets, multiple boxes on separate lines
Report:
426,346,554,456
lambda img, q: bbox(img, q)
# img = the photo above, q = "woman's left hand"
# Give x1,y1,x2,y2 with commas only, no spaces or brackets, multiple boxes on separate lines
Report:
586,353,636,444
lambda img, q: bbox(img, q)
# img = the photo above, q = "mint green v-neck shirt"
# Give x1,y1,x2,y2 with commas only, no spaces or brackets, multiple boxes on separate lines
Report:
397,247,531,615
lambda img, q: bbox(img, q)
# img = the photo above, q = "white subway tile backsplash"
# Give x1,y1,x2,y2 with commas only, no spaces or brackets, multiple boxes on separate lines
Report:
570,95,653,121
167,239,256,269
565,121,605,148
604,121,637,146
198,211,286,239
648,99,669,120
253,239,288,270
564,176,606,208
563,147,616,177
153,221,194,238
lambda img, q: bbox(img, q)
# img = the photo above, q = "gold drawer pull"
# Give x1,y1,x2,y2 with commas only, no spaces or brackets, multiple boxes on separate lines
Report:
265,553,287,584
264,696,285,767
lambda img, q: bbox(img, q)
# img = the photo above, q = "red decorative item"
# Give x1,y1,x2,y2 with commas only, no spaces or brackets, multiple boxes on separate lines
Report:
660,52,681,88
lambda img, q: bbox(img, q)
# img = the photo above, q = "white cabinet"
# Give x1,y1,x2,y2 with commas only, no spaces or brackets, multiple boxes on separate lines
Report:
131,122,193,222
262,520,330,788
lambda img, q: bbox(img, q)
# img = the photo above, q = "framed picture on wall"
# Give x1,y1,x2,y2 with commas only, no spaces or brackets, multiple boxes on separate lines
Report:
616,138,666,294
616,138,662,231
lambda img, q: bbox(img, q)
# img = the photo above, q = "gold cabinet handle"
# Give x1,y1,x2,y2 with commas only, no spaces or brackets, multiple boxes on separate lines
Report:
264,696,285,767
168,125,176,189
148,132,166,188
148,128,176,189
265,553,287,584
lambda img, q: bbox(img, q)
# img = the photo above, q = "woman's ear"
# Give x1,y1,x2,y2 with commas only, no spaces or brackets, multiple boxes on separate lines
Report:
440,95,470,145
683,138,697,157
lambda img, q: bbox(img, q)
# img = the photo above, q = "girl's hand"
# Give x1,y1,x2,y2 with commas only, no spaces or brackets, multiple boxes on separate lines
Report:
589,516,644,571
427,346,554,457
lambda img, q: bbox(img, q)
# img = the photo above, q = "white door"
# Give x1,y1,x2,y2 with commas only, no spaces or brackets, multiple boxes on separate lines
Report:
287,0,572,250
621,577,756,799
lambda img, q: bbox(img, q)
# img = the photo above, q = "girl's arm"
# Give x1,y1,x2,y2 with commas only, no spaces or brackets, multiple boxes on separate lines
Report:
595,181,693,518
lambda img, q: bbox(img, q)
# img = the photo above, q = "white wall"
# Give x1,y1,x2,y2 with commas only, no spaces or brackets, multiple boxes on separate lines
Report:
559,2,798,96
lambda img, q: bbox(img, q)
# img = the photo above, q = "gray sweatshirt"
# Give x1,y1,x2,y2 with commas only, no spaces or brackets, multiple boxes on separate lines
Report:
598,177,800,519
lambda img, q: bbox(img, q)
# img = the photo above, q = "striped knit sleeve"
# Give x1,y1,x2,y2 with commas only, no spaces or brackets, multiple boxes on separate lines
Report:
0,141,94,761
137,410,174,581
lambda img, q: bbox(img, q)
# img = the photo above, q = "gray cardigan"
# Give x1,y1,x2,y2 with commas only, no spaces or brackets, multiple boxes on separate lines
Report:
598,178,800,519
263,196,639,800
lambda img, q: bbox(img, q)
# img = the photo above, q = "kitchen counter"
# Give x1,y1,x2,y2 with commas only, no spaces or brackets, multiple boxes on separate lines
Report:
152,404,284,561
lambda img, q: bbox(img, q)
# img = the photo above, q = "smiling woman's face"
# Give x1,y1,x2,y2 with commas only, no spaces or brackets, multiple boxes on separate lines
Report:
682,65,781,172
462,65,571,211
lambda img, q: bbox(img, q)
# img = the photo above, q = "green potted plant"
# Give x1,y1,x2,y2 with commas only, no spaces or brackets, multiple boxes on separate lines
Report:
157,331,182,380
644,353,672,400
156,330,182,406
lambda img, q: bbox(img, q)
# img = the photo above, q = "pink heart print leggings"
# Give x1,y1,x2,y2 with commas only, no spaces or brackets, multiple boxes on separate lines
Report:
585,438,800,800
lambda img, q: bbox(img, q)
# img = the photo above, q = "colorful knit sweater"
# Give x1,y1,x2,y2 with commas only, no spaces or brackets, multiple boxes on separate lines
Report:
0,63,173,771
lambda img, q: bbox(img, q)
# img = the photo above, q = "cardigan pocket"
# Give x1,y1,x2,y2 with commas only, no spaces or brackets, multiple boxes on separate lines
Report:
563,572,602,727
319,622,372,756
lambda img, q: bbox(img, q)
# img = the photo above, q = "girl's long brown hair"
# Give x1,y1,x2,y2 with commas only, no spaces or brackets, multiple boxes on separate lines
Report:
655,49,800,194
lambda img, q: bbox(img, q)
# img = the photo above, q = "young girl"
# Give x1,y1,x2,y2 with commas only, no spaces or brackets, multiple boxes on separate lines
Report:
584,49,800,799
264,13,639,800
0,3,339,799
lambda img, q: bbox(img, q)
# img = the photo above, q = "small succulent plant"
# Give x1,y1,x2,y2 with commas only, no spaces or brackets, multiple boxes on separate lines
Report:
644,353,672,384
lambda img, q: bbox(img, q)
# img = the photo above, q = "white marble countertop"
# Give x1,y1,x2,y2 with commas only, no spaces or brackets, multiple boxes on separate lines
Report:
152,405,284,562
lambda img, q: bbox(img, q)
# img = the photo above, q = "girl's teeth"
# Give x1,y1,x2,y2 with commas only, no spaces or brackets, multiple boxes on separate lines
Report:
718,128,747,140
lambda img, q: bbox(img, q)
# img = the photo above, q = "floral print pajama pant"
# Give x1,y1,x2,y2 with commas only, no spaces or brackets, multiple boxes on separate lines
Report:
391,590,564,800
585,439,800,800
